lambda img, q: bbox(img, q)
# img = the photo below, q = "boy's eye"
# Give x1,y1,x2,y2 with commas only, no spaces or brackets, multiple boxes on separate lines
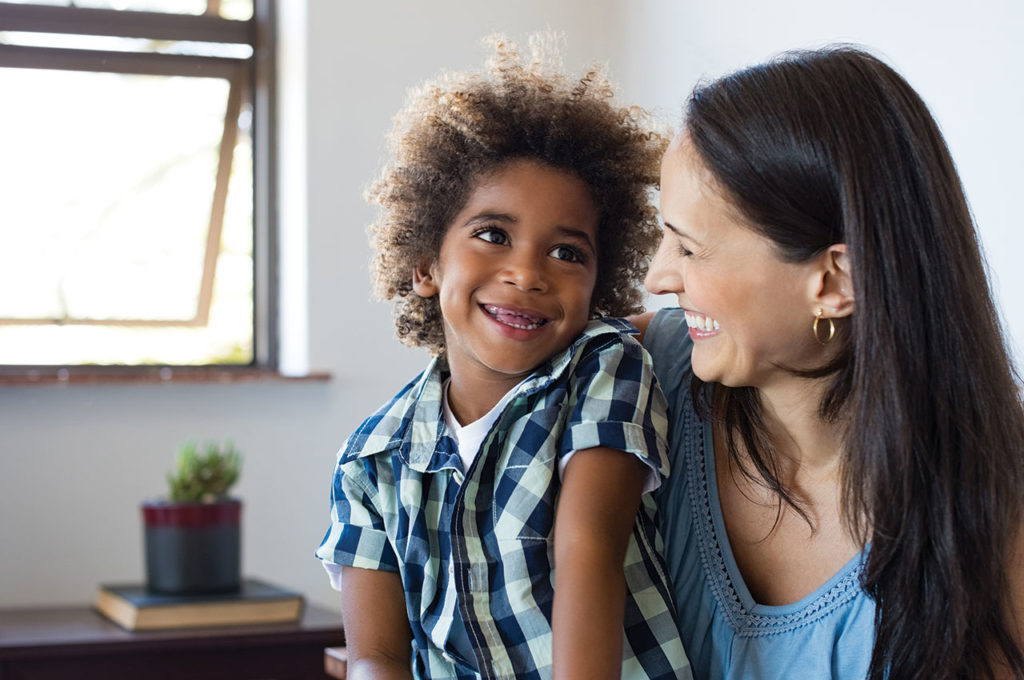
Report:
473,227,509,245
550,244,585,263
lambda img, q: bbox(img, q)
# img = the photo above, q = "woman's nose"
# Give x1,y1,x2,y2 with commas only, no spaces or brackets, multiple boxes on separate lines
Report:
644,238,684,296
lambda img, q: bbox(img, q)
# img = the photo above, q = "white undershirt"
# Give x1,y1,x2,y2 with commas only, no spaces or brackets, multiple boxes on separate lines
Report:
441,378,658,493
441,378,528,473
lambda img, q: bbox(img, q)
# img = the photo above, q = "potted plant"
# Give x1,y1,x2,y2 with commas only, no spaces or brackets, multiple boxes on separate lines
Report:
141,440,243,594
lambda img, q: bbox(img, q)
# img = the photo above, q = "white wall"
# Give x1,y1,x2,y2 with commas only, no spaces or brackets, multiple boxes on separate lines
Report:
0,0,617,610
614,0,1024,365
1,0,1020,610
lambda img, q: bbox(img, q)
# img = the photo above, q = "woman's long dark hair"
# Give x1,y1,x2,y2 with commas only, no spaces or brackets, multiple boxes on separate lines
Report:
685,45,1024,679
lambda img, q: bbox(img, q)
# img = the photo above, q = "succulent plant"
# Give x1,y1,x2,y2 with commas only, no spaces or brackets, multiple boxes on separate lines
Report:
166,440,242,503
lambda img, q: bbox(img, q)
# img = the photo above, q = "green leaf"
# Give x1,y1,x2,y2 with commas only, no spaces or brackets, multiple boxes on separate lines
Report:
166,439,243,503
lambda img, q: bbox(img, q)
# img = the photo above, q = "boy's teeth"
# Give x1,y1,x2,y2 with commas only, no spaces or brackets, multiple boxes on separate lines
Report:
484,305,548,330
684,311,720,332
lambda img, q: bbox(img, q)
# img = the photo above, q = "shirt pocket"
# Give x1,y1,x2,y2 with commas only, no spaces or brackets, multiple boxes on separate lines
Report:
492,405,564,541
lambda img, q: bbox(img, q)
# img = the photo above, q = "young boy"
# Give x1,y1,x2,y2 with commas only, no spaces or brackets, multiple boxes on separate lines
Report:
315,36,691,680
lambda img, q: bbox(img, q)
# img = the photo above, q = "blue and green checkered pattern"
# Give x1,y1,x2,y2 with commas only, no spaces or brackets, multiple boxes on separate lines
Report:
316,319,692,679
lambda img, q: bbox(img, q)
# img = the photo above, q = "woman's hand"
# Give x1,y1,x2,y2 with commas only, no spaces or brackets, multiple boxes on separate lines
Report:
626,311,656,344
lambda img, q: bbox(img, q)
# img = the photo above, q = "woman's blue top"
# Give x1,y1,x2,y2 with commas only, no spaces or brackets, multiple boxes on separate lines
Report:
646,308,876,679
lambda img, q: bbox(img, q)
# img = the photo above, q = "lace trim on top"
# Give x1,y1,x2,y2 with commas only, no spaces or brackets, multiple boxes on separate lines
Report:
684,399,865,638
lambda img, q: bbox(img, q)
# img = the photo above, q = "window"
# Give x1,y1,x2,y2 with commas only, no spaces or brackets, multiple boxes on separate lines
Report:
0,0,278,382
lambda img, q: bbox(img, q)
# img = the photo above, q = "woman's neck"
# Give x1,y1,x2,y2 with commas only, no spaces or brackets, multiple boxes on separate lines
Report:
755,376,845,479
716,375,853,541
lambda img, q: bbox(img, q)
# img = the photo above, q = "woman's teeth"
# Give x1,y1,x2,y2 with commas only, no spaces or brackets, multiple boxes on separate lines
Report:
685,311,720,332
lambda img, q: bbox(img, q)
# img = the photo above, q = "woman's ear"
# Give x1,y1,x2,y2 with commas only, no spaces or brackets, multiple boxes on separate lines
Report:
412,261,439,298
810,244,854,318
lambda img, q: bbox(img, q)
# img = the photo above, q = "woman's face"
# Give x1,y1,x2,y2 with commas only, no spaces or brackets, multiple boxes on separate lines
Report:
645,135,824,389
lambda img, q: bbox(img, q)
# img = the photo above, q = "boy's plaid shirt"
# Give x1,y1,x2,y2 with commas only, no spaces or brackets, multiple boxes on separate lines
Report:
316,318,692,679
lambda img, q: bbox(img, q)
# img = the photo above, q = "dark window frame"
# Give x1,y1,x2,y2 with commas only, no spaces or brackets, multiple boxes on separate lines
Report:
0,0,287,384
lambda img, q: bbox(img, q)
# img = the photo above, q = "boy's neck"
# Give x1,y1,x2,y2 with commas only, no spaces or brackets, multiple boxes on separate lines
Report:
444,369,528,426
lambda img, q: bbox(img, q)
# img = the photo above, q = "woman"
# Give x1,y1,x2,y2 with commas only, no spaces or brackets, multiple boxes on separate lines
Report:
636,45,1024,679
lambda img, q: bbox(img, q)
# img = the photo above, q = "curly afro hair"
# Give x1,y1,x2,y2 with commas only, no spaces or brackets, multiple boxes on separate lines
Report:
366,34,668,354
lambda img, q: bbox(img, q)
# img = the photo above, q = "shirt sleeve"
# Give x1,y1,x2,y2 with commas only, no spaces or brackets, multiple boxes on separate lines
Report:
559,332,671,485
314,455,400,577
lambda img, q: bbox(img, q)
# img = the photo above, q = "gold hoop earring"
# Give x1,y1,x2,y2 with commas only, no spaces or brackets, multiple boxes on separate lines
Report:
813,308,835,345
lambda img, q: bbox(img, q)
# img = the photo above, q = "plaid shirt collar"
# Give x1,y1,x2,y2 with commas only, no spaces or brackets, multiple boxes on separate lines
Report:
345,317,638,474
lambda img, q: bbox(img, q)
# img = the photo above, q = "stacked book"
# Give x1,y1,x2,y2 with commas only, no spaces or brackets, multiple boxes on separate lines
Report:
94,578,304,631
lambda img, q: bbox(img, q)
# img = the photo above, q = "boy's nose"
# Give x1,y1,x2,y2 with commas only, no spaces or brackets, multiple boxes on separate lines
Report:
501,253,547,292
644,239,683,296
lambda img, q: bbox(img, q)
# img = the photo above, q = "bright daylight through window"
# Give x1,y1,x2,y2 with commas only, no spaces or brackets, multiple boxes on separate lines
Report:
0,0,273,377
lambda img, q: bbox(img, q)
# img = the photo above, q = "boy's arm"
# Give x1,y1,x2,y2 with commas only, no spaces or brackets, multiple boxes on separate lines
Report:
341,566,414,680
552,445,648,680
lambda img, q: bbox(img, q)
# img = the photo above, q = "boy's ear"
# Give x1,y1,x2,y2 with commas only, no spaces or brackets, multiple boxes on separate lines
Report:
808,243,854,318
412,261,439,298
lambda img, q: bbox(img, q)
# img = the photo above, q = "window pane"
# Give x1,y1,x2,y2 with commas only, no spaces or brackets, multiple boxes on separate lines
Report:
0,0,253,19
69,1,253,20
0,67,254,366
0,33,253,58
75,1,208,12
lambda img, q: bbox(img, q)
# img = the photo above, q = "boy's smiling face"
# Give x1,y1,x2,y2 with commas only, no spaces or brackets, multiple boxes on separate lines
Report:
413,159,600,421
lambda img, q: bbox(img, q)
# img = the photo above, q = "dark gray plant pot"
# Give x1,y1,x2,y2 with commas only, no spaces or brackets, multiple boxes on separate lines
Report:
142,498,241,594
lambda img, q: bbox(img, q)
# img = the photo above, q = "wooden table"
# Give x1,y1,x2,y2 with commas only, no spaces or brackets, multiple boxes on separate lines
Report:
0,602,345,680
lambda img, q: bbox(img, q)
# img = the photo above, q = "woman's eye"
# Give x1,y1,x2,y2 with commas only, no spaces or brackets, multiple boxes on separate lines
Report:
551,245,585,263
473,227,508,245
673,238,694,258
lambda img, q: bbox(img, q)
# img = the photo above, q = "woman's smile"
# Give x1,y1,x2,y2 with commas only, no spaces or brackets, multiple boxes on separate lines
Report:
684,309,720,339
